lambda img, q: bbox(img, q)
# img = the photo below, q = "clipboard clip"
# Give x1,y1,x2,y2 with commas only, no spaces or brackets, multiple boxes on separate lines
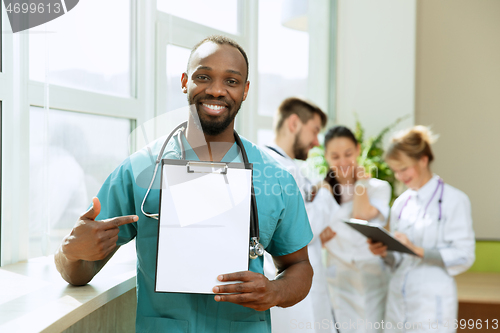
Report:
186,161,228,175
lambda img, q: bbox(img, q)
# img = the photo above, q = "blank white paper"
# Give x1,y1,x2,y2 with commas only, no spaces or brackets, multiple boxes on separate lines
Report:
155,162,252,294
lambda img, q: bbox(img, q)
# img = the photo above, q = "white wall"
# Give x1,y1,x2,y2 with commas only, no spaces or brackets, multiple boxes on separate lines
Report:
335,0,416,139
416,0,500,240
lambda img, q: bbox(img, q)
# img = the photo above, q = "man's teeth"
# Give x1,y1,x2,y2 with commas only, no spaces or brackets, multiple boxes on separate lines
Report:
203,103,225,111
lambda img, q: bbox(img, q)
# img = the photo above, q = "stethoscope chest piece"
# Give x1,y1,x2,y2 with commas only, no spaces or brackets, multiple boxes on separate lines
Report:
249,237,265,259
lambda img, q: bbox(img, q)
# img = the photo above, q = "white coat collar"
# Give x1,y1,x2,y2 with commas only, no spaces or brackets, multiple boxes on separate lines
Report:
267,143,292,160
414,174,441,202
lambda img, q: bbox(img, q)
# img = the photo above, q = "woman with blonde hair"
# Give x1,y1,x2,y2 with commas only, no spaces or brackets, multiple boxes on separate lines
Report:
369,126,475,332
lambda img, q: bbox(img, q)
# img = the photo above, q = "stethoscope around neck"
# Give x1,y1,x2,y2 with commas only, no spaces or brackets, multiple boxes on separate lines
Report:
398,177,445,221
140,121,264,260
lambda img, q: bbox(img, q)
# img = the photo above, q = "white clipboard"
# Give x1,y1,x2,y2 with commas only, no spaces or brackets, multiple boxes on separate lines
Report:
155,159,252,294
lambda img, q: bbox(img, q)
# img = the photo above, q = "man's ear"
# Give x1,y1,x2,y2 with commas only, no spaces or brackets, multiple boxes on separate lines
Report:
287,114,302,134
181,72,188,94
242,81,250,101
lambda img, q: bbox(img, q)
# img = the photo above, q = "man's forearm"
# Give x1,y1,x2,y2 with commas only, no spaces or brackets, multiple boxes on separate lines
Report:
273,259,313,308
54,245,118,286
55,246,97,285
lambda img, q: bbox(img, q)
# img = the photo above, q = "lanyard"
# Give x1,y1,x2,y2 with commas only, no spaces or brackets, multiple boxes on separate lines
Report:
141,122,263,259
398,178,445,221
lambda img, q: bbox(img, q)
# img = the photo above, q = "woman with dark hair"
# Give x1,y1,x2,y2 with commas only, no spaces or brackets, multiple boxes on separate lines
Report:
369,126,475,333
319,125,391,333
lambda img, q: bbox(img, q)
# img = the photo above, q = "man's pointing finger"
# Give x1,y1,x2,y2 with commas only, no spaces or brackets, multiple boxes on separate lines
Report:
102,215,139,229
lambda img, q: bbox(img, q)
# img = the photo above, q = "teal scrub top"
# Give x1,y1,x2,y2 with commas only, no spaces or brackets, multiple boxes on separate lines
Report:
95,132,313,333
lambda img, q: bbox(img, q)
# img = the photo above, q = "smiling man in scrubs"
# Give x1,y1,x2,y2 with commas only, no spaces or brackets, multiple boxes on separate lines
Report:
55,35,314,333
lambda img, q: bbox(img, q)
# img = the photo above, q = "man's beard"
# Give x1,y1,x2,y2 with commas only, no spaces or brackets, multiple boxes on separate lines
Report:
189,94,243,136
293,130,309,161
199,108,237,136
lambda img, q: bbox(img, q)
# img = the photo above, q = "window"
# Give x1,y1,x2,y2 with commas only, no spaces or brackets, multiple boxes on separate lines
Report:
22,0,141,260
257,129,275,147
165,44,191,114
29,0,133,97
257,0,309,117
157,0,240,35
155,4,246,137
154,0,330,147
0,0,147,264
28,107,131,257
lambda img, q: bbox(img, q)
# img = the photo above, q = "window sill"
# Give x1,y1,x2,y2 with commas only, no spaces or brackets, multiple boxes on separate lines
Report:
0,243,136,333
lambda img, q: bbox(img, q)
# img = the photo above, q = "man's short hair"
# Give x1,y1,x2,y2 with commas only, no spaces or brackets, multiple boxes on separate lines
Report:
187,35,249,81
274,97,328,133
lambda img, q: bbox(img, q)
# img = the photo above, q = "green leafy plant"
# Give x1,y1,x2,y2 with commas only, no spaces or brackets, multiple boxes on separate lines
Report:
306,115,410,202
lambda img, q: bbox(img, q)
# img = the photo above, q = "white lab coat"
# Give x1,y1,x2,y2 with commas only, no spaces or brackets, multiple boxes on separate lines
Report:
384,175,475,333
323,178,391,333
263,144,340,333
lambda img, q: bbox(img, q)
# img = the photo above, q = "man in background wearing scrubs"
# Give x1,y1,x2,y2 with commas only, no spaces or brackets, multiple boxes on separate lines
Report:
55,35,314,333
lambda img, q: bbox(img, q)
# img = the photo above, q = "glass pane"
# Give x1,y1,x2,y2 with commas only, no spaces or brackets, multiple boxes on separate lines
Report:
29,107,131,258
157,0,239,35
165,44,191,113
258,0,309,116
29,0,132,97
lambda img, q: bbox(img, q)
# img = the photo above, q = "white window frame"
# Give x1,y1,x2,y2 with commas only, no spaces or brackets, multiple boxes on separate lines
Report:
308,0,335,125
242,0,335,142
251,0,334,140
1,5,31,266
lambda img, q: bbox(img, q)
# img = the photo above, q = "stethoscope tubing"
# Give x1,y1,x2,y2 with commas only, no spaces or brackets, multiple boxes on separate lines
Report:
140,122,187,220
398,178,445,221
